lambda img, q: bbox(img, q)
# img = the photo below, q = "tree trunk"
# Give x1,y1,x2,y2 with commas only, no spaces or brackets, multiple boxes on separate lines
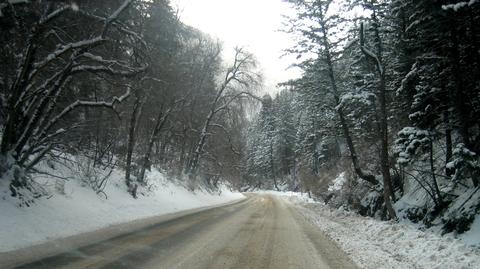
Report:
125,97,143,196
178,128,188,175
270,141,279,191
188,48,256,175
319,20,379,186
429,138,443,207
359,18,397,219
379,76,397,217
444,110,453,177
138,108,170,184
450,22,472,152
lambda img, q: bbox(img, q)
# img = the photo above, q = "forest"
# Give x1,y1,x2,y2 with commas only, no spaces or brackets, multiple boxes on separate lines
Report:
246,0,480,233
0,0,261,200
0,0,480,238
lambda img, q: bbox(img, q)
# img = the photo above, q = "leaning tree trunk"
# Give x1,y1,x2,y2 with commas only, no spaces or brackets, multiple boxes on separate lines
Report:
188,73,229,174
318,16,379,186
137,108,171,184
187,47,258,176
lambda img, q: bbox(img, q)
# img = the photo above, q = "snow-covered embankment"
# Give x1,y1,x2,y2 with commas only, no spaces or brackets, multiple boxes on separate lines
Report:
280,192,480,269
0,168,244,253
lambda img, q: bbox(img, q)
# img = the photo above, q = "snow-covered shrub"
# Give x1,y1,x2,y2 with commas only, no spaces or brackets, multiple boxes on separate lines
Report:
0,154,47,205
325,172,354,208
359,190,384,218
394,127,431,165
394,126,480,233
443,188,480,234
323,169,385,218
71,155,114,196
447,143,480,186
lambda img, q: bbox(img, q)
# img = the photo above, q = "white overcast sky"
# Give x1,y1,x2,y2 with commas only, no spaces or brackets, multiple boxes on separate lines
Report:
170,0,301,94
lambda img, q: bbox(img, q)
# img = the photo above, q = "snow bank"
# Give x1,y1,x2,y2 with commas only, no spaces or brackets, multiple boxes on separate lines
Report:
0,168,244,252
254,190,317,203
282,194,480,269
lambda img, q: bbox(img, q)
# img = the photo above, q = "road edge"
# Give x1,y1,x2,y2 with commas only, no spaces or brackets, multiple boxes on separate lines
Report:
0,196,247,268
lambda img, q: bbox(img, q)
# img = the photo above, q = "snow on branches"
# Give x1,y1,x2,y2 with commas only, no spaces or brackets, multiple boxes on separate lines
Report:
0,0,144,181
394,127,431,165
442,0,479,11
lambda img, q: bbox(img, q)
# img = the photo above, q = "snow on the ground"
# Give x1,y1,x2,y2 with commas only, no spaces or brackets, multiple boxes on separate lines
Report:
0,167,244,252
328,172,347,192
460,214,480,247
275,192,480,269
255,190,317,203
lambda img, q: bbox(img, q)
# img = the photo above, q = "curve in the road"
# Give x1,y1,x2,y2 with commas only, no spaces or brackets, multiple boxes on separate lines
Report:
10,194,358,269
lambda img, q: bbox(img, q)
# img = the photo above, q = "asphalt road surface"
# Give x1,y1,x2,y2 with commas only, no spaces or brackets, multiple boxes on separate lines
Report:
5,194,358,269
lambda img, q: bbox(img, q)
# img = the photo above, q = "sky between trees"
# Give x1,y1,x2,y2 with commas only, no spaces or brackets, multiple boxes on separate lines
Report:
171,0,302,94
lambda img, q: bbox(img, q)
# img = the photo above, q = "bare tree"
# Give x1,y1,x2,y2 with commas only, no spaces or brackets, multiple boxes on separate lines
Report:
0,0,145,195
125,95,145,197
187,47,261,175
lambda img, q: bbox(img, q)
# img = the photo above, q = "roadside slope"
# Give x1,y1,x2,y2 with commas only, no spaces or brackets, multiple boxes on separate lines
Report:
282,193,480,269
0,168,244,253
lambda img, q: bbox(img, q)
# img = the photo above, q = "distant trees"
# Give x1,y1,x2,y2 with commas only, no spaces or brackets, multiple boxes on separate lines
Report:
245,94,278,190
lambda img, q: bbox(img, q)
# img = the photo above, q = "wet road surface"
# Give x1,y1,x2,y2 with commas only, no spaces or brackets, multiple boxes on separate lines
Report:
4,194,357,269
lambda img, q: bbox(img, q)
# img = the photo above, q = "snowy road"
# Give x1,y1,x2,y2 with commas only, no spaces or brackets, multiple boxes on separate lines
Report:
6,194,357,269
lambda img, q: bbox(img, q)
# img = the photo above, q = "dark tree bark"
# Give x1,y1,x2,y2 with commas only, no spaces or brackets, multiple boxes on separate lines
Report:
125,97,143,196
429,139,443,207
359,19,397,219
315,6,379,186
444,110,453,177
137,107,171,184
